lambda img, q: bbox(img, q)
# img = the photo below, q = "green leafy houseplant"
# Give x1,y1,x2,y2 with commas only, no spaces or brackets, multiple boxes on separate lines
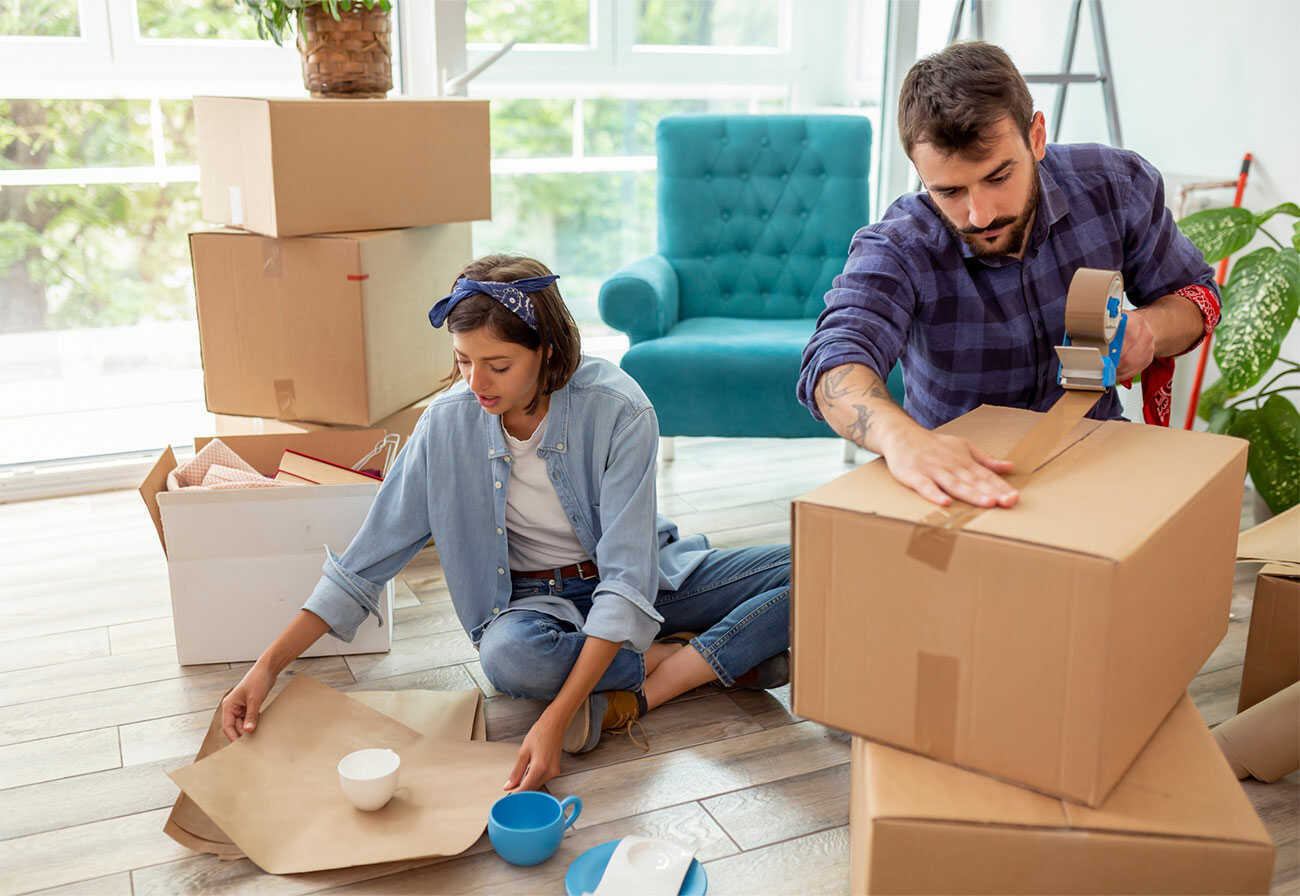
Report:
1178,202,1300,514
239,0,392,47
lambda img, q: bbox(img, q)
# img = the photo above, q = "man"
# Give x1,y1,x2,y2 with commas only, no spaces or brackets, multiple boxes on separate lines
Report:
798,42,1220,509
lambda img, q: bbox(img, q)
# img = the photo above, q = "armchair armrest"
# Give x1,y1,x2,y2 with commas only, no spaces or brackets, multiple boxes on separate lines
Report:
598,254,680,344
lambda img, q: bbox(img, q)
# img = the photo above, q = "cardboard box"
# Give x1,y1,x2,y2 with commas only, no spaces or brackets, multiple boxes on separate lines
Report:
849,695,1275,895
195,96,490,238
191,224,468,426
213,392,439,445
139,429,394,665
793,404,1247,806
1238,564,1300,712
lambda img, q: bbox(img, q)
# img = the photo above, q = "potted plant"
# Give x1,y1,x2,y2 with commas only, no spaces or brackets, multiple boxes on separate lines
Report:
240,0,394,98
1178,201,1300,514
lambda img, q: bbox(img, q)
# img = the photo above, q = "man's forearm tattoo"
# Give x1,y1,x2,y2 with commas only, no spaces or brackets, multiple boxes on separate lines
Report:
819,366,855,403
847,403,875,445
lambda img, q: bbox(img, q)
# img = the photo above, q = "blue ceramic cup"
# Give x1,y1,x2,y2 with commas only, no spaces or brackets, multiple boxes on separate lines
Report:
488,791,582,866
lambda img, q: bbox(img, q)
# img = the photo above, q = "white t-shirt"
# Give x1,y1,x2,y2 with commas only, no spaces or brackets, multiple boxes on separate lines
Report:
503,416,590,572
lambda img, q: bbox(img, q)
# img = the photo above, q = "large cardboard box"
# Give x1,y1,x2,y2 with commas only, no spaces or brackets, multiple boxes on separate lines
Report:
793,404,1247,806
213,391,439,445
1238,565,1300,712
195,96,490,238
139,430,394,665
191,224,467,426
849,696,1275,895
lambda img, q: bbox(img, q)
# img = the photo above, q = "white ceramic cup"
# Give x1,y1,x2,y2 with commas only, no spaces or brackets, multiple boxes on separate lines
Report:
337,748,401,811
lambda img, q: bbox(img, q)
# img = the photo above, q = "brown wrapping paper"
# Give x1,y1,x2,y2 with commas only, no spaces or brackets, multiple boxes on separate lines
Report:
1213,681,1300,783
165,677,506,871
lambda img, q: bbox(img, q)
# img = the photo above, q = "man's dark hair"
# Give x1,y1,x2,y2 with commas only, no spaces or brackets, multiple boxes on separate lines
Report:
443,254,581,415
898,41,1034,158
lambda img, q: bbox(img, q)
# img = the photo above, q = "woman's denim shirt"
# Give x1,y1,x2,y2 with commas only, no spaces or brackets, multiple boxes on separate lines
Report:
302,355,711,653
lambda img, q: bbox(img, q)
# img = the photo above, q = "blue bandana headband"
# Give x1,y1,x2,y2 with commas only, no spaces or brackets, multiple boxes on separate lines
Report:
428,274,560,331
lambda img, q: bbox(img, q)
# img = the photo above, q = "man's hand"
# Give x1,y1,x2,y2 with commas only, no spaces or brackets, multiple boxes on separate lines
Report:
815,363,1017,509
881,426,1018,509
505,711,567,792
1116,309,1156,383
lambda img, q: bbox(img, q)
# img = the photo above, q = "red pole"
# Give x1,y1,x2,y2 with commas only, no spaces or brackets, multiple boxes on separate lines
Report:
1183,152,1252,430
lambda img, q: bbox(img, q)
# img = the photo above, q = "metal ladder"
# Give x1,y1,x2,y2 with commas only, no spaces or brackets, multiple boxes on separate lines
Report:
945,0,1122,147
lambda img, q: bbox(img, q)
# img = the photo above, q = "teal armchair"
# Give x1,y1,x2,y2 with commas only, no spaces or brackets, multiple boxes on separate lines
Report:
599,114,903,441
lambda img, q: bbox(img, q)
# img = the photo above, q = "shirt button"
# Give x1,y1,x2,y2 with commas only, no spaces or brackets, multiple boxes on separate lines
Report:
497,567,505,575
496,527,504,535
504,456,512,463
555,443,564,450
492,607,500,614
494,481,502,489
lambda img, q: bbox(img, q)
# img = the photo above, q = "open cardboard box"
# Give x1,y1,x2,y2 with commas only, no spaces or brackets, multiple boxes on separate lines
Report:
793,404,1247,806
195,96,490,238
849,695,1274,895
190,224,467,426
140,429,394,665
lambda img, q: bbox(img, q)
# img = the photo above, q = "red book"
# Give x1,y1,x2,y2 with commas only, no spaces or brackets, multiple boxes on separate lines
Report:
274,449,382,486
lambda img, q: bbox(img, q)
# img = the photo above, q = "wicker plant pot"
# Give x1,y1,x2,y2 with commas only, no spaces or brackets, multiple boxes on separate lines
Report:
297,4,393,98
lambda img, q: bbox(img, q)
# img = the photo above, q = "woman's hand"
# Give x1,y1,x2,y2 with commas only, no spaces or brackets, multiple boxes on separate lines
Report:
505,711,568,792
221,661,277,742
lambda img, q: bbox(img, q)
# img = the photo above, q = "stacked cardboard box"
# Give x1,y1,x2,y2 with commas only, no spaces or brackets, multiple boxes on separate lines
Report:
139,96,489,665
190,95,489,429
791,404,1276,893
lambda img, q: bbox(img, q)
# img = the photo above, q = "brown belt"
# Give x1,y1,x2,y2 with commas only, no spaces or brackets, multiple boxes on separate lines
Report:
512,560,599,581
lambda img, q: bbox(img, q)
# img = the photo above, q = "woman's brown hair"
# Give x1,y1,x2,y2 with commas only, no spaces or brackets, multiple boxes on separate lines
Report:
442,254,582,414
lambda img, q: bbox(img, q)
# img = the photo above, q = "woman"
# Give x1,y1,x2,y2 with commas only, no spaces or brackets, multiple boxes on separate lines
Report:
221,254,791,792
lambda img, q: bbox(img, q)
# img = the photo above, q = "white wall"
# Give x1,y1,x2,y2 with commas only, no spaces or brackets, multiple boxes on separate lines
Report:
967,0,1299,425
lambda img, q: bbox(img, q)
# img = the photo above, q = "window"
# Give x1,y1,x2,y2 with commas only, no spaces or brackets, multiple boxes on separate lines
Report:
0,0,308,469
1,0,80,36
468,0,591,47
635,0,781,49
135,0,261,41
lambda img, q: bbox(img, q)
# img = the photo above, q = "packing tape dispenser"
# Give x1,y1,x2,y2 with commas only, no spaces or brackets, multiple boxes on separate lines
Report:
1055,267,1127,391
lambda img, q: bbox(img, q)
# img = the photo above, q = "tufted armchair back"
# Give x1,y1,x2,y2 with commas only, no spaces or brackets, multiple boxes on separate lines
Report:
657,114,871,321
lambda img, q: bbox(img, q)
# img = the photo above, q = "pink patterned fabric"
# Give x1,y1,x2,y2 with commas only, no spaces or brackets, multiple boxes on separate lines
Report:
167,439,290,491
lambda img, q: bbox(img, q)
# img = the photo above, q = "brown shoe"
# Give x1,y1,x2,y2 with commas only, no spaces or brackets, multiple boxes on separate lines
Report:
562,689,649,755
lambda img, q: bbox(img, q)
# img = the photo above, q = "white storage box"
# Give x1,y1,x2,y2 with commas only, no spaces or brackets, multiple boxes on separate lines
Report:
140,429,394,665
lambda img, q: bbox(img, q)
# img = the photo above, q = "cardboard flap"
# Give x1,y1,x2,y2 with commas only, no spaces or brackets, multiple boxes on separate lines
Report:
138,445,178,556
797,405,1247,561
194,429,388,478
1260,562,1300,580
1237,502,1300,565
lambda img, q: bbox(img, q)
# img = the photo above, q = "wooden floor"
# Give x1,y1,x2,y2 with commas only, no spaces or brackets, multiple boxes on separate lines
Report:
0,436,1296,895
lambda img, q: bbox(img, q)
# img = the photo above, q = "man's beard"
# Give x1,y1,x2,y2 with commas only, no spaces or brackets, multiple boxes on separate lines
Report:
939,160,1040,258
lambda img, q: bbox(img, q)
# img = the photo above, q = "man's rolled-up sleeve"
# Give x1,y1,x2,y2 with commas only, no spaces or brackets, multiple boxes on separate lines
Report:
798,227,917,420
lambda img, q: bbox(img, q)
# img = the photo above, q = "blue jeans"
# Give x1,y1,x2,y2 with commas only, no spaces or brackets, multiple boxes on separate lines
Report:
478,544,790,698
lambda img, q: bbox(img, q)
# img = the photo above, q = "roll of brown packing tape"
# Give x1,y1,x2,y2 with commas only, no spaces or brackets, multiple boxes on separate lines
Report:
1065,267,1123,341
